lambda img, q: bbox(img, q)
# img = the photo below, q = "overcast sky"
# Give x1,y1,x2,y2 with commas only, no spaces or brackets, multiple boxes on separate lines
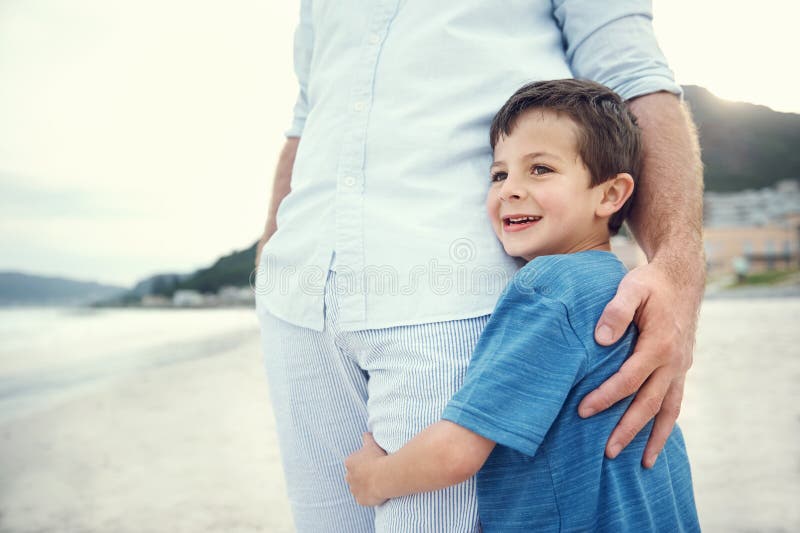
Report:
1,0,797,286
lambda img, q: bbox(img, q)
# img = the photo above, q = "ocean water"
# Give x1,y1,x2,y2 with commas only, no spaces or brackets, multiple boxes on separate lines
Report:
0,306,259,424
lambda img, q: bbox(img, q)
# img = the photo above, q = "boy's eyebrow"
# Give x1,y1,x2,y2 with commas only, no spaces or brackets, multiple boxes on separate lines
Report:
491,151,564,169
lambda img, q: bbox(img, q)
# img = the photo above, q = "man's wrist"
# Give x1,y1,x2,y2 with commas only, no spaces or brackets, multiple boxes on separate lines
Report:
650,244,705,283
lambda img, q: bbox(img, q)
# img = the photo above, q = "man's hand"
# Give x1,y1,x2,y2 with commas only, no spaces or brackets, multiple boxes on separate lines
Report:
254,229,274,268
580,91,704,468
344,433,389,507
580,257,702,468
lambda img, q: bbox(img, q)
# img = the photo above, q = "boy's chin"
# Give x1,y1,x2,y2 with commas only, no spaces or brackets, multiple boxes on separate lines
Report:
503,244,535,261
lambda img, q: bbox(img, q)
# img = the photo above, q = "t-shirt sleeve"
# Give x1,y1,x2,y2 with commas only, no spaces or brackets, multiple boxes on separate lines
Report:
441,284,589,457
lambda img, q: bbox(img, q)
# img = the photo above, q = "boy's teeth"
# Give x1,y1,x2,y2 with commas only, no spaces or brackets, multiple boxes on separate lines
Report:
507,216,541,224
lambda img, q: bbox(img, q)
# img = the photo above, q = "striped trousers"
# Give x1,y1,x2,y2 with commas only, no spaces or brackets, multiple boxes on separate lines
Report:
255,269,490,532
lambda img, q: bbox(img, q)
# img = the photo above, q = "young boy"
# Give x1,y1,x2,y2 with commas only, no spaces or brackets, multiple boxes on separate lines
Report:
344,79,700,531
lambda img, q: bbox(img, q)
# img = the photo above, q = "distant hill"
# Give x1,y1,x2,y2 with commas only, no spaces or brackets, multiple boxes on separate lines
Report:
129,273,191,297
109,242,258,301
0,272,127,306
682,85,800,191
167,241,257,295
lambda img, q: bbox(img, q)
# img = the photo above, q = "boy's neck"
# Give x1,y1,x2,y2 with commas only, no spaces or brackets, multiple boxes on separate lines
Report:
523,237,611,262
584,240,612,253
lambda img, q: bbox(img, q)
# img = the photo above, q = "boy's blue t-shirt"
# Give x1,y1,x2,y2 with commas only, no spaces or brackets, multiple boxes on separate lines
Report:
441,251,700,532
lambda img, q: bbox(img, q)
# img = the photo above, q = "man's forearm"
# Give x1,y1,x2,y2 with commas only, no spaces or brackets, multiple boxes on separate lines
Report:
626,92,704,284
261,136,299,241
582,92,705,466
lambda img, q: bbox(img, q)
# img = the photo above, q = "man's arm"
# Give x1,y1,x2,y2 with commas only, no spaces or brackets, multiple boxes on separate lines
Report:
344,423,495,507
550,0,705,467
255,0,313,266
580,92,705,467
255,136,299,267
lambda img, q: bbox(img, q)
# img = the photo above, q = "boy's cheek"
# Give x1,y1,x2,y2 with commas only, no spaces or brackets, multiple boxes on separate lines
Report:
490,220,504,243
485,200,500,234
484,199,494,220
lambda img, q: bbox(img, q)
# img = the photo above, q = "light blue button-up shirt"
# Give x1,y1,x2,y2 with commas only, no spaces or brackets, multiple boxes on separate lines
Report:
256,0,681,332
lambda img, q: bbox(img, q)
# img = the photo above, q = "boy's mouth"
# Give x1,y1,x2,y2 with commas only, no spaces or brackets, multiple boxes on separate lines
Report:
502,214,542,232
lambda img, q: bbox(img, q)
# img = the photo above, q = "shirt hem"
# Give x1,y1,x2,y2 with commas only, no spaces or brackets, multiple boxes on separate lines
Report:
256,296,325,332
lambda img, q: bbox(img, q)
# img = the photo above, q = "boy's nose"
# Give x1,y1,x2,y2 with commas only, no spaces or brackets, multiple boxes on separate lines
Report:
498,177,526,201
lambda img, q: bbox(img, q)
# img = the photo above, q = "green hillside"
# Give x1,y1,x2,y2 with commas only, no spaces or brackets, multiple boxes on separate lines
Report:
682,85,800,191
153,241,258,296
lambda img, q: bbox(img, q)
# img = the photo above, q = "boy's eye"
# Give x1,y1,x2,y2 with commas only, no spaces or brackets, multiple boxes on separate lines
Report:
490,172,507,182
531,165,552,175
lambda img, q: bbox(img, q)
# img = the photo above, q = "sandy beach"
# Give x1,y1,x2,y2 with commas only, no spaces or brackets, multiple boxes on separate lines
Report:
0,310,294,533
1,298,798,532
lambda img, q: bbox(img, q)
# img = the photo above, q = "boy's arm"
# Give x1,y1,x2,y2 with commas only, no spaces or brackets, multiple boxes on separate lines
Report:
344,422,495,507
344,276,590,507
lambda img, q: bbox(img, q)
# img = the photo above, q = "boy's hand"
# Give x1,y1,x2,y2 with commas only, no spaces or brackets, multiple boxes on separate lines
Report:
581,257,702,468
344,432,389,507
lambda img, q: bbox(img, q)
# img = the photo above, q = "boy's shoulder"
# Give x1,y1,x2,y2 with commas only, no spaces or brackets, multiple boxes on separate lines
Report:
507,250,628,314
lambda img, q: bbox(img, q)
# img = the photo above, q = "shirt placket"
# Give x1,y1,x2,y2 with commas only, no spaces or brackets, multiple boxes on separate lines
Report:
334,0,399,327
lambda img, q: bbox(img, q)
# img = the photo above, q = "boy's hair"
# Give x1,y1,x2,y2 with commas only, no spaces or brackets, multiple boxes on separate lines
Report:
489,79,642,235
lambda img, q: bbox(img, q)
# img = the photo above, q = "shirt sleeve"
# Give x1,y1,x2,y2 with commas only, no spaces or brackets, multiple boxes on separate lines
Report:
550,0,682,100
284,0,313,138
441,285,589,457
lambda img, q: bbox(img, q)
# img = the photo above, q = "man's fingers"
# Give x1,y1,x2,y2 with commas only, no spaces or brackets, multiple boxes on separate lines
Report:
595,276,647,346
641,378,685,468
578,348,659,417
604,369,672,459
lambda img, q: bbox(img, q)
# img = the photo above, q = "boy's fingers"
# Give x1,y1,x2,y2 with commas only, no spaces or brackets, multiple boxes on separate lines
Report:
578,346,658,417
641,378,685,468
595,276,646,345
604,368,672,459
363,432,388,455
362,432,374,446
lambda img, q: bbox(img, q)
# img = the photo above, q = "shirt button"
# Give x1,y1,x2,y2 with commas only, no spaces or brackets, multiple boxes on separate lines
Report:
368,33,380,45
353,101,366,112
343,176,357,187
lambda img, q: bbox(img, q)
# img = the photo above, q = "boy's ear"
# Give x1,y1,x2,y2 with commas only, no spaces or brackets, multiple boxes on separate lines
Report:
595,173,634,218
